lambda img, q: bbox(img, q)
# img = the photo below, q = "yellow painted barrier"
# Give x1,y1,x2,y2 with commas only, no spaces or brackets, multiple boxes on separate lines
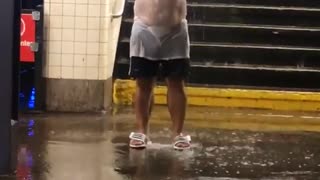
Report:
113,79,320,112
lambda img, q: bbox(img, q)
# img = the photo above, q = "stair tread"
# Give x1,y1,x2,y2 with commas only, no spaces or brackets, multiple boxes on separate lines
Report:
123,18,320,32
192,42,320,51
116,0,320,89
119,39,320,52
188,3,320,12
126,0,320,11
191,63,320,72
116,58,320,72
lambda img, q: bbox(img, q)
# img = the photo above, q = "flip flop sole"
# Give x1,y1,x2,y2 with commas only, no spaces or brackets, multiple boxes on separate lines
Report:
129,141,147,149
173,145,191,151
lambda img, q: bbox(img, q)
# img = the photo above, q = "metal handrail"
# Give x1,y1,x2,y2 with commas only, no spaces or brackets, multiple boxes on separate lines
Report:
112,0,126,18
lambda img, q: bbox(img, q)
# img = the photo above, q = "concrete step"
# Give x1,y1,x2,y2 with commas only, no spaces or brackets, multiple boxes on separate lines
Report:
114,1,320,90
116,41,320,68
188,0,320,8
121,19,320,47
123,2,320,27
127,0,320,8
113,59,320,89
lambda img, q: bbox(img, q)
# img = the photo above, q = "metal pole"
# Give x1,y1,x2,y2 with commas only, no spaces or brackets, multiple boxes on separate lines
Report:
0,0,20,174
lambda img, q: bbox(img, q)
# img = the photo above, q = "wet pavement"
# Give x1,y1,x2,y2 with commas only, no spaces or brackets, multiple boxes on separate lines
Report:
2,106,320,180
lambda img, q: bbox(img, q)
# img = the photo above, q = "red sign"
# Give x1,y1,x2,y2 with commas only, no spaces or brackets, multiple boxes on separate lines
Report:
20,14,36,62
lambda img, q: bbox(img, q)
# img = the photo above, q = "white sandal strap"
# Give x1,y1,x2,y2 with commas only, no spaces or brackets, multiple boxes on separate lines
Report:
174,135,191,146
129,132,146,143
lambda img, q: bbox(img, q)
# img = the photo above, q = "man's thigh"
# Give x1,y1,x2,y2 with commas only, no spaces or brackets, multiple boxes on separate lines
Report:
161,59,190,79
129,57,160,78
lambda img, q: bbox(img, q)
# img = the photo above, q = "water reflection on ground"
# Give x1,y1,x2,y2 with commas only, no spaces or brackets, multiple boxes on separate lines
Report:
2,106,320,180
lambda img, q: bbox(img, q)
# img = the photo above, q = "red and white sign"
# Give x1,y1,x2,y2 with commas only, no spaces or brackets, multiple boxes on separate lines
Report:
20,13,36,62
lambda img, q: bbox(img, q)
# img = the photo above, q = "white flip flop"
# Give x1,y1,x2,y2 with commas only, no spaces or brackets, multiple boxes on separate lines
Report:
129,132,148,149
173,134,191,150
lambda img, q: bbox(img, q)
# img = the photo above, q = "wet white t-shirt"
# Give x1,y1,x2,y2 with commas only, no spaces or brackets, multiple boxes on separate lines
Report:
130,0,190,60
134,0,187,27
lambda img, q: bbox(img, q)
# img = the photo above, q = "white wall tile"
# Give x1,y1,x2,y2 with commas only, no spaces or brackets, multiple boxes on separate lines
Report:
99,55,109,67
48,66,62,78
49,28,62,41
74,67,86,79
109,47,117,65
48,41,62,53
64,0,75,3
109,43,117,62
88,5,101,17
99,43,108,55
100,17,110,30
51,0,63,3
104,51,114,77
63,4,75,16
98,67,107,80
87,30,100,42
100,5,107,17
46,0,118,80
75,4,88,16
62,29,75,41
48,53,62,66
61,67,74,79
86,67,99,79
44,3,50,14
86,55,99,67
88,17,100,30
98,55,108,67
111,18,121,33
76,0,88,4
99,29,109,42
50,3,63,15
74,54,87,66
61,54,74,66
101,0,109,5
62,41,74,54
89,0,101,5
87,42,99,55
74,42,87,54
75,30,87,42
110,0,118,13
75,17,87,29
62,16,75,28
50,16,63,28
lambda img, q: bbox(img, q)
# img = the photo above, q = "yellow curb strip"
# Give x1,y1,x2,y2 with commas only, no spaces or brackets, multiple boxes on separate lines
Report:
113,79,320,111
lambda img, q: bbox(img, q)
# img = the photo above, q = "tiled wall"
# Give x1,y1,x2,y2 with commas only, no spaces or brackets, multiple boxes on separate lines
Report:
44,0,121,80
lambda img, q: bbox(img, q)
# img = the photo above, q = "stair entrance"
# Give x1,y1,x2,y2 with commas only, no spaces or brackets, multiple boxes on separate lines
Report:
113,0,320,91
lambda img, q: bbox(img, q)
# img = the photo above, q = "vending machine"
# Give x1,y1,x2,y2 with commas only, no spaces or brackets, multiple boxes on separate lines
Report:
20,0,44,112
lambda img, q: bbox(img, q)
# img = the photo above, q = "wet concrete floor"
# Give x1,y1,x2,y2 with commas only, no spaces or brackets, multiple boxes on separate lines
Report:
2,106,320,180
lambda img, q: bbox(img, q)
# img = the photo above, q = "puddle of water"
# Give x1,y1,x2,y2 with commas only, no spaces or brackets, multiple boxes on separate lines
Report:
12,111,320,180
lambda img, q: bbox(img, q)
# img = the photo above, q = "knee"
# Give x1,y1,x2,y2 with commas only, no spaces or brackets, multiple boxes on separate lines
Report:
136,78,154,93
167,79,185,93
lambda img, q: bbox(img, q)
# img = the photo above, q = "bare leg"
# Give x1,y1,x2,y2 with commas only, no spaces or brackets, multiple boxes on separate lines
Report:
166,77,188,147
149,92,154,116
131,78,155,146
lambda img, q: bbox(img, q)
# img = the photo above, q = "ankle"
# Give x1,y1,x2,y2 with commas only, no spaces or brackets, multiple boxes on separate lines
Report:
173,132,183,138
138,129,147,134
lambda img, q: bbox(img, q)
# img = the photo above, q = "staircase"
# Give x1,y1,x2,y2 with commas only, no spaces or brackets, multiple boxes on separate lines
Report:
113,0,320,91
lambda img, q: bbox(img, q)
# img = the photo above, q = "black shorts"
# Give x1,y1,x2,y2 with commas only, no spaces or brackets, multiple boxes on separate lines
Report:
129,57,190,79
